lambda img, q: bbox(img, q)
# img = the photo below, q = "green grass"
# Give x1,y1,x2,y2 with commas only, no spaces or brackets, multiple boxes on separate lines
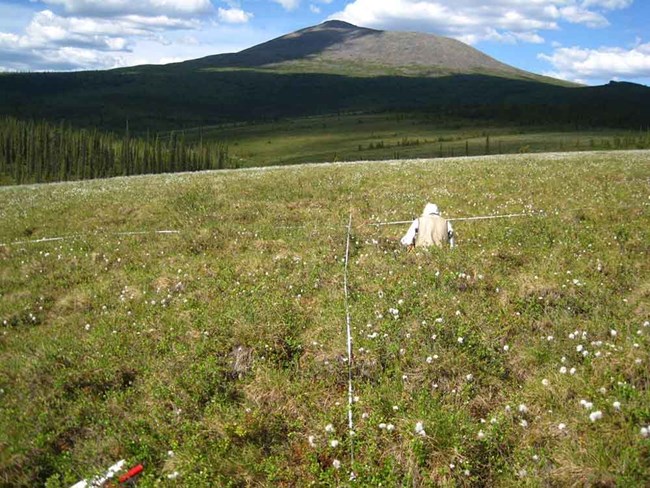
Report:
1,151,649,486
179,113,650,168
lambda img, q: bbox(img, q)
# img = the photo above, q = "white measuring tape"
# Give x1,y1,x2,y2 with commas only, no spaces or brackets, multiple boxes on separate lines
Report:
343,213,355,467
70,459,126,488
0,213,530,248
0,230,180,247
369,212,536,227
369,202,648,227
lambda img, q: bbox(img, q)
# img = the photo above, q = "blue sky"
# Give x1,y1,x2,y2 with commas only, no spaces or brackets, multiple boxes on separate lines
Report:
0,0,648,85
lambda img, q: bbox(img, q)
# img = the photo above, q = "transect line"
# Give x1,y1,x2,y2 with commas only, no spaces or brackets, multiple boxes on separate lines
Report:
369,212,535,227
369,202,649,227
449,212,533,222
114,230,180,237
9,236,68,245
0,230,180,247
343,212,355,467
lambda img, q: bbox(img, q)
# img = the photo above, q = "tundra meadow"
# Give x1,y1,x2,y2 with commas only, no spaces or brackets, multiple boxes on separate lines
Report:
0,151,649,486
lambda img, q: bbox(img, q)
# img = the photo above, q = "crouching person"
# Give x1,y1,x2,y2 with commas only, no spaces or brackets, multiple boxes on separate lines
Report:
400,203,455,249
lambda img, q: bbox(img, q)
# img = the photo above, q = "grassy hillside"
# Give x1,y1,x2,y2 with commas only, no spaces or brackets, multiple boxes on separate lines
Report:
179,113,650,168
1,151,649,486
6,111,650,186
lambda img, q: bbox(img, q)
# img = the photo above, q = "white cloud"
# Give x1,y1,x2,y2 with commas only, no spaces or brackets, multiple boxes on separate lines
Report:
559,6,608,28
20,10,195,50
48,45,129,67
0,38,128,70
272,0,301,11
0,8,202,70
0,0,231,71
218,7,253,24
309,0,335,14
539,42,650,83
329,0,632,45
581,0,633,10
37,0,213,18
157,56,185,64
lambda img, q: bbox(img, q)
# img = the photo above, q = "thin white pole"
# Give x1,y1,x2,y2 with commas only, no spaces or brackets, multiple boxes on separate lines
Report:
343,213,355,466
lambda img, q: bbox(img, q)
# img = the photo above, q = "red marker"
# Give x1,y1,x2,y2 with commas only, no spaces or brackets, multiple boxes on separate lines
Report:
118,464,143,483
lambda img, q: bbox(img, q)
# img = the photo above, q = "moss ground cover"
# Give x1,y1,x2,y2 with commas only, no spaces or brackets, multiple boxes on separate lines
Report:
0,151,648,486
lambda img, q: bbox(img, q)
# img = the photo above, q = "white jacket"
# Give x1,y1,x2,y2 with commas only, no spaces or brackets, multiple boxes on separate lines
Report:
401,204,455,248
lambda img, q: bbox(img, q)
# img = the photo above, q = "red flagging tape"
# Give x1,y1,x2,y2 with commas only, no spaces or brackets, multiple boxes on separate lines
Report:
118,464,143,483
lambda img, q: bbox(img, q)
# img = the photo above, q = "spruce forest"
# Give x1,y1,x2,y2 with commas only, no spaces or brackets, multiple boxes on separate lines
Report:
0,117,230,185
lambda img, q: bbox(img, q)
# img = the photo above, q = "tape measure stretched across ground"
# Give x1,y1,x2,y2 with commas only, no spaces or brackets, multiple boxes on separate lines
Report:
343,213,355,469
369,212,535,227
0,230,180,247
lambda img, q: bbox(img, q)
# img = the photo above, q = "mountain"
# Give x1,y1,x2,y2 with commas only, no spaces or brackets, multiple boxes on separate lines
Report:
184,20,565,84
0,21,648,132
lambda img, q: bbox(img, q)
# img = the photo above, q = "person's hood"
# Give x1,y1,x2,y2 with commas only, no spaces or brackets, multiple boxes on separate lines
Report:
422,203,440,216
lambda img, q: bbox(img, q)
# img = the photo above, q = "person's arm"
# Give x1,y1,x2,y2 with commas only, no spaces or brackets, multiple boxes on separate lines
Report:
447,221,455,248
401,219,419,246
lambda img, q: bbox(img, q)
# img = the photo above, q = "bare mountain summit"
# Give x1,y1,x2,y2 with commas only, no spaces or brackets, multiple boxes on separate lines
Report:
187,20,567,84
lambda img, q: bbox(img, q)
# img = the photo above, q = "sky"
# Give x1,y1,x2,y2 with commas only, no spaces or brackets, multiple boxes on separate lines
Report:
0,0,649,86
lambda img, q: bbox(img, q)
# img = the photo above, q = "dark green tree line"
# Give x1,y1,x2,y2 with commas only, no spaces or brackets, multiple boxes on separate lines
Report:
0,117,231,185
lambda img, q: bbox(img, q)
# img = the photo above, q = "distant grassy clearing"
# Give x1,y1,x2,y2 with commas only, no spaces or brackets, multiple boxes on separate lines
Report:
0,151,649,486
180,113,650,168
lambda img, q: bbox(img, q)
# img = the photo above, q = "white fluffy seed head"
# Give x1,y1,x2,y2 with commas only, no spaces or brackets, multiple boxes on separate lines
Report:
589,411,603,422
